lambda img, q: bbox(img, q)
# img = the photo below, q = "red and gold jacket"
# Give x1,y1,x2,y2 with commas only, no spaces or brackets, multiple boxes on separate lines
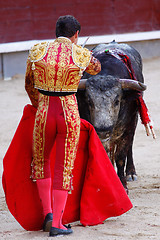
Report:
25,37,101,108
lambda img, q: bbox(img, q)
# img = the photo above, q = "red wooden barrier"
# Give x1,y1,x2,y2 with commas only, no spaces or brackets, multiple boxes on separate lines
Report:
0,0,160,43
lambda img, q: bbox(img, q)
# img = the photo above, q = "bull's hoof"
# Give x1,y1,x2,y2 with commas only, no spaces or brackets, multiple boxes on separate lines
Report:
132,174,138,181
126,174,132,182
126,174,137,182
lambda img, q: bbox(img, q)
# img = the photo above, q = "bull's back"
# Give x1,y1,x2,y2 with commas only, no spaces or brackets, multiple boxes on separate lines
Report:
91,42,144,83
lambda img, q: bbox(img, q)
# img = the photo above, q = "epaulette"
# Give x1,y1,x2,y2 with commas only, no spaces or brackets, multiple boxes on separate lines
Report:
72,44,91,75
29,41,49,70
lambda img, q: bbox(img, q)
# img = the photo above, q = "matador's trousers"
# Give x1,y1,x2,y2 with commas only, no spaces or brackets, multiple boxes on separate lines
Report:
31,93,80,191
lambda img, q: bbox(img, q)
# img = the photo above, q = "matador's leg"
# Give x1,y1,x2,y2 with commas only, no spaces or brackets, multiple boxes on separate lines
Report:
52,95,80,230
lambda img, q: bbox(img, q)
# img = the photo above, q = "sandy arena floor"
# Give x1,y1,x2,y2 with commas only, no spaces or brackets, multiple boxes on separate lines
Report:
0,57,160,239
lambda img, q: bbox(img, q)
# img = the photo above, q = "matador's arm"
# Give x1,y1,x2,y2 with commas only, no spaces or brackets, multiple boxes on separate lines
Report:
25,58,38,108
85,55,101,75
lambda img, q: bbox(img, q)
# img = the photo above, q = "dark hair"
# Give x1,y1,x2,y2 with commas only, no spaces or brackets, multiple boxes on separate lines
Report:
56,15,81,38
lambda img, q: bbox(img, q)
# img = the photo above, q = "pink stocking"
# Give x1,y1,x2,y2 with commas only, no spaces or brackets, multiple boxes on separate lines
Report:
52,189,68,230
36,178,52,217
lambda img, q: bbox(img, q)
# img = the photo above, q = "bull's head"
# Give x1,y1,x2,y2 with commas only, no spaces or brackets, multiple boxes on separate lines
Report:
78,75,146,141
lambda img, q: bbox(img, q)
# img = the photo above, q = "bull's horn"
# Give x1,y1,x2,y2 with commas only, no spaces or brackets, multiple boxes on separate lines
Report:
78,79,87,90
120,79,147,91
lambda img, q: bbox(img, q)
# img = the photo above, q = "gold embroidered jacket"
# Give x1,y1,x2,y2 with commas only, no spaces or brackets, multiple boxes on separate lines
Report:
25,37,101,107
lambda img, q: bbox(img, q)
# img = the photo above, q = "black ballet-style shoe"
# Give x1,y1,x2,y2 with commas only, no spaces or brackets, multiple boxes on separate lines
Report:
64,224,71,229
43,213,53,232
49,226,73,237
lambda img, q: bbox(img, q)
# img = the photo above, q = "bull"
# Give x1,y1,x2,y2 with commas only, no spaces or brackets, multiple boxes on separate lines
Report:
77,41,147,191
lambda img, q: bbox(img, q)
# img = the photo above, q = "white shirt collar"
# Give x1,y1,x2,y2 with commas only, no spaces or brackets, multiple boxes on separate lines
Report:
58,36,72,43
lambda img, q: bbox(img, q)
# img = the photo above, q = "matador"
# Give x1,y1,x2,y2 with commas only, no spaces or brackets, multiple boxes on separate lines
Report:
25,15,101,237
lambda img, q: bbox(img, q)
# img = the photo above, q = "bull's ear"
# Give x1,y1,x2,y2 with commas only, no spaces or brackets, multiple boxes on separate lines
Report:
119,79,147,91
78,79,87,90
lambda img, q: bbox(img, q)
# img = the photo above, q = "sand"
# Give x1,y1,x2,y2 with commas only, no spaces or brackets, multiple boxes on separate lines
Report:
0,57,160,239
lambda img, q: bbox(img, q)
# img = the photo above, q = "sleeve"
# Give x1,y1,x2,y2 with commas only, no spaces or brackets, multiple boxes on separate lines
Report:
25,58,39,108
85,55,101,75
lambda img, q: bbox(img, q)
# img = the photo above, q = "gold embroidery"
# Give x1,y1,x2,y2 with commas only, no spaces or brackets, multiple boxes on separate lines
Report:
29,38,92,92
60,95,80,190
31,94,49,179
29,42,49,70
34,60,49,90
72,44,91,75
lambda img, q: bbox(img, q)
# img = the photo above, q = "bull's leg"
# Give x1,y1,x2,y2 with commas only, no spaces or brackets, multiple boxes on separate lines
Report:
115,146,128,193
126,145,137,181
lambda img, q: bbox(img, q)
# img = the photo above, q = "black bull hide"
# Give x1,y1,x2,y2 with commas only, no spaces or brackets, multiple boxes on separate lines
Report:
76,42,145,191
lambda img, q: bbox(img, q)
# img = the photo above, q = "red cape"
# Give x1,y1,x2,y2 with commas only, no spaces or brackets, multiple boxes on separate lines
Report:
2,104,132,231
